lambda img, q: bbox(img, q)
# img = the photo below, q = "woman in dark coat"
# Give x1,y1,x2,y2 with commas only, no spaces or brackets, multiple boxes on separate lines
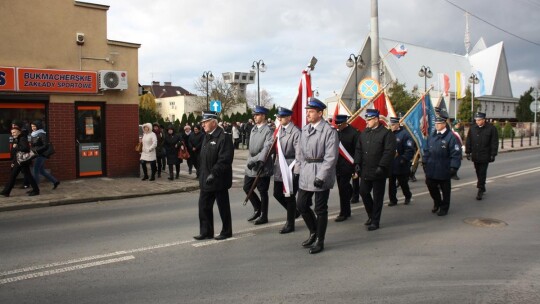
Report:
163,124,183,180
1,125,40,197
30,120,60,189
188,125,205,178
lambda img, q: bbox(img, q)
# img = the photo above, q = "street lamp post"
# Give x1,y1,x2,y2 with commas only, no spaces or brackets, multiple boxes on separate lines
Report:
346,54,365,109
251,60,266,106
418,65,433,92
201,71,214,111
469,73,479,123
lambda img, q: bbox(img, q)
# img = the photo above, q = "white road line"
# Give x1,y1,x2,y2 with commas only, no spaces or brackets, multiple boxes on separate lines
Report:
505,168,540,178
191,233,256,247
1,240,193,277
0,256,135,285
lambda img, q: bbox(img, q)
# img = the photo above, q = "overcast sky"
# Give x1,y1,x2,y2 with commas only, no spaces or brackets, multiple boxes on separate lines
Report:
98,0,540,106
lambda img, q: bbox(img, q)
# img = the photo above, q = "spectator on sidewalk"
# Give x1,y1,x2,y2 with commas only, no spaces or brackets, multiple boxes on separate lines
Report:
1,124,40,197
140,123,158,181
182,125,194,174
164,124,183,180
30,120,60,189
188,125,204,178
152,123,165,178
232,122,240,149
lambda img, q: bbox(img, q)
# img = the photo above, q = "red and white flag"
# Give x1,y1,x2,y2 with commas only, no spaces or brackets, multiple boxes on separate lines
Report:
289,69,313,128
389,44,407,58
438,73,450,96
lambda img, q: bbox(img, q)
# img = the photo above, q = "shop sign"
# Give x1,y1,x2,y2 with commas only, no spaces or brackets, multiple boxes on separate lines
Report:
0,67,16,91
17,68,97,94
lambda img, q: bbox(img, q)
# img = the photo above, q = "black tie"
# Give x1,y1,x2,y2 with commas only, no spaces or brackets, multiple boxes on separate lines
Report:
282,128,286,136
309,125,313,133
253,126,258,132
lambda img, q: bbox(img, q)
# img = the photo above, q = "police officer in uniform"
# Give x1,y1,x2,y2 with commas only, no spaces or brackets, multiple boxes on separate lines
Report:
465,112,498,200
273,107,301,234
388,117,416,206
334,114,360,222
244,106,274,225
296,98,338,254
354,109,396,231
423,112,461,216
194,111,234,241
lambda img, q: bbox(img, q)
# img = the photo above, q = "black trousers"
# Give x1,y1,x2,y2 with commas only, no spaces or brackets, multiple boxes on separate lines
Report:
359,178,387,225
2,164,39,195
140,160,156,178
157,156,165,173
425,178,451,212
243,176,271,212
186,157,193,171
337,175,353,217
474,162,489,191
191,152,200,175
198,189,232,237
273,176,298,225
388,174,412,203
297,189,329,240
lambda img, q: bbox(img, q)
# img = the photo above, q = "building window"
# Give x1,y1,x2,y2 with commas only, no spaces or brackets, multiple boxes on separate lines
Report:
492,104,495,113
0,102,47,160
249,76,254,81
171,115,175,121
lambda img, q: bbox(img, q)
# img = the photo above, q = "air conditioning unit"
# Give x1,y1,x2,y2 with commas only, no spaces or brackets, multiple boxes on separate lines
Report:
98,70,128,90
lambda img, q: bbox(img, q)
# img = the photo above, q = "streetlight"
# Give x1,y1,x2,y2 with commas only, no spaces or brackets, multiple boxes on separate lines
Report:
418,65,433,92
346,54,365,109
251,60,266,106
201,71,214,111
313,88,319,97
469,73,479,123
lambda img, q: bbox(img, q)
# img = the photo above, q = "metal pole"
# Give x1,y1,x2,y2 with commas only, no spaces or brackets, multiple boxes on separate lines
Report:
424,76,427,92
354,59,358,109
206,79,209,111
471,82,474,124
535,89,538,138
256,64,260,106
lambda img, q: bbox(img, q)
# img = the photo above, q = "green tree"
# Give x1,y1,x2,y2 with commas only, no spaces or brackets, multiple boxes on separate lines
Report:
222,113,230,122
493,121,503,139
515,87,535,122
503,121,514,138
457,87,481,123
139,107,160,125
180,113,188,126
187,113,196,125
387,81,416,115
173,119,181,132
138,92,162,124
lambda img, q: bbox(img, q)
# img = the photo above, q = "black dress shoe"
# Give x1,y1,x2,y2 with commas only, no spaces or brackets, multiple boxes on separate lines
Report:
437,210,448,216
53,181,60,190
367,224,379,231
334,215,349,222
404,197,411,205
364,218,372,226
141,176,149,181
279,225,294,234
302,233,317,247
27,191,39,196
254,217,268,225
388,201,397,206
247,210,261,222
309,239,324,254
0,192,9,197
431,206,439,213
168,177,174,181
193,234,211,240
214,234,232,240
476,189,484,200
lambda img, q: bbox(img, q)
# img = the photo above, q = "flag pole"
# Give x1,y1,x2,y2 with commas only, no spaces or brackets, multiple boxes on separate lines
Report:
346,81,393,124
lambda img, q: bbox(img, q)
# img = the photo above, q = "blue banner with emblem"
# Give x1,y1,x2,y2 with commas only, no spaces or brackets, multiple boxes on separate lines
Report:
401,93,436,157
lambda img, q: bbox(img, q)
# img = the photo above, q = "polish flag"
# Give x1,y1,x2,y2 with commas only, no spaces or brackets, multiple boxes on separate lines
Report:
289,69,313,128
390,44,407,58
438,73,450,96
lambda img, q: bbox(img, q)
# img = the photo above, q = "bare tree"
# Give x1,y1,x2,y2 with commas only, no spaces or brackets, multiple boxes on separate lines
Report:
246,89,274,108
193,76,246,114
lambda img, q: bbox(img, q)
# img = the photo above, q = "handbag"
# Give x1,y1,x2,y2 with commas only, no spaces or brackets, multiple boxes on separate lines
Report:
16,150,38,165
177,143,190,160
135,142,143,153
42,142,55,158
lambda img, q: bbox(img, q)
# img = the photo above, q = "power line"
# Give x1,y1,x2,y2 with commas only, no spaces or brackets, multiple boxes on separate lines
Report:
444,0,540,47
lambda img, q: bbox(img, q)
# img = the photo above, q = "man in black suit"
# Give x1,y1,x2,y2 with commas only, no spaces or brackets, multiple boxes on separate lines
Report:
194,111,234,241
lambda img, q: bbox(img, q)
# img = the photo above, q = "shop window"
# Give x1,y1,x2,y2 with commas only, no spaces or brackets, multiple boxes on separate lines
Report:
0,102,46,160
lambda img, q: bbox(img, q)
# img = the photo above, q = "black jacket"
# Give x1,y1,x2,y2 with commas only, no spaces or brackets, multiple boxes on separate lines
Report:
354,124,396,180
465,123,498,163
336,125,360,177
188,132,204,155
30,131,49,156
391,128,416,175
11,132,31,167
163,132,183,165
199,127,234,192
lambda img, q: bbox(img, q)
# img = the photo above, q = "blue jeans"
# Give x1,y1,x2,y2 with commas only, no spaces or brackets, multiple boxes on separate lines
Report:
33,156,58,185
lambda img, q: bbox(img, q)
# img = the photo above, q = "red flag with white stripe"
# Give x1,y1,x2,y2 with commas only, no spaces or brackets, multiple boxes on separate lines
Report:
289,69,313,128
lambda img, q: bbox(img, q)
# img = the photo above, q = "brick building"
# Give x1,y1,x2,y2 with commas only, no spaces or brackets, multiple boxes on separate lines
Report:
0,0,141,183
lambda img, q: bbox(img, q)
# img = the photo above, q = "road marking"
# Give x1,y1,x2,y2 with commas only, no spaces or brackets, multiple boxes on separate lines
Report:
0,255,135,285
0,240,193,277
191,233,256,247
505,168,540,178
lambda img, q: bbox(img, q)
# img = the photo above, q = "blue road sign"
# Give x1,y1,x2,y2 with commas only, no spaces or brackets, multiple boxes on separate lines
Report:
211,100,222,112
359,78,380,99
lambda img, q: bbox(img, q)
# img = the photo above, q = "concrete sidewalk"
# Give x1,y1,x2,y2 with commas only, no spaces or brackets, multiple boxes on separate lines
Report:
0,141,537,212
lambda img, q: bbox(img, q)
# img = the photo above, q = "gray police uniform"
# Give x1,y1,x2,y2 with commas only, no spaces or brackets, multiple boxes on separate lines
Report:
243,123,274,223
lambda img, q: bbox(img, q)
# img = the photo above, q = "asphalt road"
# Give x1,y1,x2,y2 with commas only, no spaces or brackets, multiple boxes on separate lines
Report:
1,149,539,303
